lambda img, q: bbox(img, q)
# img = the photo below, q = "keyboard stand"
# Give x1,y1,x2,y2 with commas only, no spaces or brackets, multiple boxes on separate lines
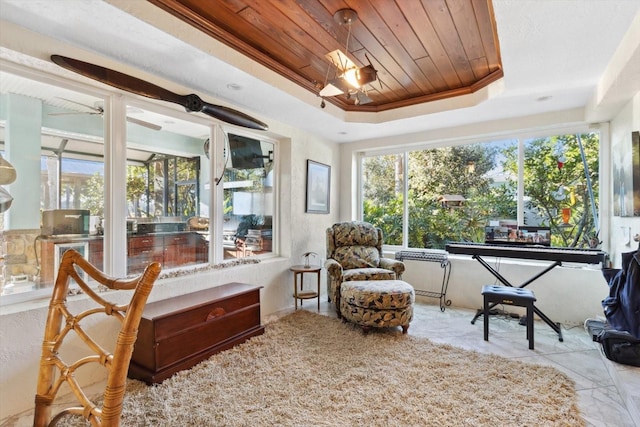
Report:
469,254,564,342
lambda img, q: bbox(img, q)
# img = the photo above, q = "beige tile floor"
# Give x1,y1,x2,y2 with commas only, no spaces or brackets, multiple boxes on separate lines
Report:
3,298,638,427
304,298,640,427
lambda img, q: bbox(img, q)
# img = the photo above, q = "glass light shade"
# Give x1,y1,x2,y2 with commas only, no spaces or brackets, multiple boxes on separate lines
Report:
344,65,377,89
0,186,13,213
354,91,372,105
319,82,344,97
343,68,361,88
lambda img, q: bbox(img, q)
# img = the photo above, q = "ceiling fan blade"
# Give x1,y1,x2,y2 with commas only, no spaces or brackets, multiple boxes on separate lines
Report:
49,107,161,130
56,97,103,114
51,55,268,131
48,112,101,116
55,96,160,129
126,116,162,131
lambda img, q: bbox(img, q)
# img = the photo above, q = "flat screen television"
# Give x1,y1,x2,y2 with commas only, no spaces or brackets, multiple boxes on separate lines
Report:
228,134,264,169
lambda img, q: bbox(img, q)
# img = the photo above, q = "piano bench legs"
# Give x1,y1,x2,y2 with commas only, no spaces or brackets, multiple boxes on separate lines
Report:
482,285,537,350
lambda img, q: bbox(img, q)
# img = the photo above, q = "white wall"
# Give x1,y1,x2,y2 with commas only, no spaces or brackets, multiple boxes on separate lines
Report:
609,92,640,267
402,256,607,326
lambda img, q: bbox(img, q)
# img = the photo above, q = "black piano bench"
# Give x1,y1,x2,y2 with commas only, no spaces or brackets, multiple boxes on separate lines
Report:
482,285,537,350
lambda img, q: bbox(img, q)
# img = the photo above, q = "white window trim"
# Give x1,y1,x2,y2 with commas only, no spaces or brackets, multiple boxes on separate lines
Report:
0,60,280,307
358,123,608,253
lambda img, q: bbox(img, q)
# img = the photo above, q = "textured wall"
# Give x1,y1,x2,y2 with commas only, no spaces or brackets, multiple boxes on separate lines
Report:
610,93,640,267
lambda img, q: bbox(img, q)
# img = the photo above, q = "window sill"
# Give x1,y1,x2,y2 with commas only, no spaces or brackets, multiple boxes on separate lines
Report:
445,253,604,269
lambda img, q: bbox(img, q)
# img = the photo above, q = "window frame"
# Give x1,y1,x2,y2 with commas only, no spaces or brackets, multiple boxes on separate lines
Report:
358,124,608,253
0,62,279,306
218,128,278,260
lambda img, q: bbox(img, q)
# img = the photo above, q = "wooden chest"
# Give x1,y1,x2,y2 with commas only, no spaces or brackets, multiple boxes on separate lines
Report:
128,282,264,384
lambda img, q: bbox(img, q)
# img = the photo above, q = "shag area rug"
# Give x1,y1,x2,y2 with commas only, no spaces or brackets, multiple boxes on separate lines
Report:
67,310,583,426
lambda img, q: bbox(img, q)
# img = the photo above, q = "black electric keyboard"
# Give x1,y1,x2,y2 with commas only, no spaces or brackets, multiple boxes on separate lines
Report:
445,242,607,265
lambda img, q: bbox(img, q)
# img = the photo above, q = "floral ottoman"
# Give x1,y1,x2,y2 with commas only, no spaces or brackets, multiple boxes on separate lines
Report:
339,280,415,334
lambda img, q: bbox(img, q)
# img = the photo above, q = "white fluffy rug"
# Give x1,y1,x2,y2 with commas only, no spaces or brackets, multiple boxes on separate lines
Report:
63,310,584,426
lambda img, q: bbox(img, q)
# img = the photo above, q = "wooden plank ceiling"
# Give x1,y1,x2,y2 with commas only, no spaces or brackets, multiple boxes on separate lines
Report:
148,0,503,112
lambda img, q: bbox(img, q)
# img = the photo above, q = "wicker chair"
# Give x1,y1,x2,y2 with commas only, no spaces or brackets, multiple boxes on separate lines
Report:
325,221,405,315
33,249,161,427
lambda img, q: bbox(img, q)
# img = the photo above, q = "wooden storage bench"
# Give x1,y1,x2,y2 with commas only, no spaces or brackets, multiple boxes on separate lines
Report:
128,282,264,384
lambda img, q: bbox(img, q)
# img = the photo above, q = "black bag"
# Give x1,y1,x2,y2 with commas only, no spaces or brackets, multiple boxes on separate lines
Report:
597,329,640,367
601,248,640,339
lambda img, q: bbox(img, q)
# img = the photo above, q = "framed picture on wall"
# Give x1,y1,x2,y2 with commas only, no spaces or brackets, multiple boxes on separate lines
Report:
306,160,330,214
613,130,640,216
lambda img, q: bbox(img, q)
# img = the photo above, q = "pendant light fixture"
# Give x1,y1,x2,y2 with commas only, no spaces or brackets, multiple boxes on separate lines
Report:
319,9,378,105
0,154,16,185
0,154,16,213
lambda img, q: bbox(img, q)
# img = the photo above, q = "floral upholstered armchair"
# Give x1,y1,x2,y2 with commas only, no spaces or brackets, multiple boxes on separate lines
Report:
325,221,405,313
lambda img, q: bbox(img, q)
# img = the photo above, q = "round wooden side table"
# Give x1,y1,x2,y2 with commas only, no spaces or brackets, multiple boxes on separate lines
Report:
290,265,321,311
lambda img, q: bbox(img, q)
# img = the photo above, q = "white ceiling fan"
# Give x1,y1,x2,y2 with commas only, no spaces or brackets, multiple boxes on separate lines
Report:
49,98,162,131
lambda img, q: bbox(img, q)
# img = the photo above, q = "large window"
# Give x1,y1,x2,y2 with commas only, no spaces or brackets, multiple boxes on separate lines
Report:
362,131,599,249
41,156,105,213
1,71,106,301
0,69,277,305
362,154,404,245
124,105,210,275
126,156,200,220
222,133,274,259
521,134,600,247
